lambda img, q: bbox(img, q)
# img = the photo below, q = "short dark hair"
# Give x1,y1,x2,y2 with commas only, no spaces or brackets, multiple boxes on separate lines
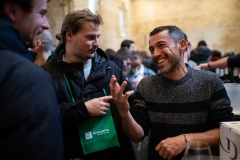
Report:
130,52,141,60
183,33,191,47
211,50,222,58
0,0,51,18
120,40,134,48
105,48,116,56
149,25,185,44
197,40,207,47
61,9,103,46
115,48,132,60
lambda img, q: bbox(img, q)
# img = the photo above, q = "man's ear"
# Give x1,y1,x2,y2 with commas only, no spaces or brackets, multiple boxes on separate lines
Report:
179,39,188,54
35,40,42,50
66,31,73,42
3,3,17,21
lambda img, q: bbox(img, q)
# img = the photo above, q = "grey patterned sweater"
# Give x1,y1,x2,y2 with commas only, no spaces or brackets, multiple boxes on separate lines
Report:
131,67,235,160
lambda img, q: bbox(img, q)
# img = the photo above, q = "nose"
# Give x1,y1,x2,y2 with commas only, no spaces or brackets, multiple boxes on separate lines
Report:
93,38,100,48
42,16,50,30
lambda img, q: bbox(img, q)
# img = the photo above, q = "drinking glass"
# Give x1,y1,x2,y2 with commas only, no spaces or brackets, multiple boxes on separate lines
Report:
182,141,213,160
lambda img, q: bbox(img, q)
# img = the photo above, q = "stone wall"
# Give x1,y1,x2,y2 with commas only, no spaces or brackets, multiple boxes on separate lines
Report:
46,0,240,55
131,0,240,55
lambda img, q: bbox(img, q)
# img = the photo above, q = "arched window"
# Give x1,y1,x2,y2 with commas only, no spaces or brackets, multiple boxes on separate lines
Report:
119,2,126,37
88,0,99,14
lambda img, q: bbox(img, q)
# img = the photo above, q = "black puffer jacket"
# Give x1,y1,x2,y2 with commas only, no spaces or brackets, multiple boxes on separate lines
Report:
42,44,135,160
0,18,63,159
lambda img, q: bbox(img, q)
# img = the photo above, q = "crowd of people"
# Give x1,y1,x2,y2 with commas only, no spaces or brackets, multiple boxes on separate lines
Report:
0,0,236,160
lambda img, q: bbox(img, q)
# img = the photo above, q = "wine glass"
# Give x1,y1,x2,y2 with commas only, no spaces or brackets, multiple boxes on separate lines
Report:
182,141,213,160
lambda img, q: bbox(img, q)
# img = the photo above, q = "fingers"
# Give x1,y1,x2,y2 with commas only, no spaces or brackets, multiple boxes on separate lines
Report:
110,75,117,97
101,95,112,102
122,90,134,100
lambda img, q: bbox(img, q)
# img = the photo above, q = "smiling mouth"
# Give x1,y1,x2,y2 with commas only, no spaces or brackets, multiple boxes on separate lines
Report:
158,58,167,64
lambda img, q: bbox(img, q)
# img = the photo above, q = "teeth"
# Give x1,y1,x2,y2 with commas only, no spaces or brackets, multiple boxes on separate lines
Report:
158,59,165,64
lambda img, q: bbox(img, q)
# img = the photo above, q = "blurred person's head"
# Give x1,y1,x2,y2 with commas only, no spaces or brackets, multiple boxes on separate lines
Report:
32,29,53,65
196,46,211,62
0,0,50,48
115,48,132,71
197,40,207,48
61,9,103,64
210,50,222,61
130,53,142,73
32,29,53,53
120,39,135,52
105,48,116,56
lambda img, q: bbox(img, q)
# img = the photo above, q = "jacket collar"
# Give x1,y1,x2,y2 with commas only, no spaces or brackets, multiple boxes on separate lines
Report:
0,18,36,61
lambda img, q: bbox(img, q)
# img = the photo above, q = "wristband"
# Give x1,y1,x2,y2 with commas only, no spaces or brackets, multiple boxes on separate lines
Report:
183,134,188,144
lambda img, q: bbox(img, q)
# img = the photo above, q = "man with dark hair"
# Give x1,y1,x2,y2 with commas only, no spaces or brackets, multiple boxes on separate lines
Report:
115,48,132,72
110,25,234,159
197,40,207,47
42,9,135,160
121,39,135,52
0,0,63,159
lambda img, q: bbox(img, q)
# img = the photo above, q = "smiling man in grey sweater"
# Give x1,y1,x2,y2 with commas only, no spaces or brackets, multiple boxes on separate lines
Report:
110,25,235,160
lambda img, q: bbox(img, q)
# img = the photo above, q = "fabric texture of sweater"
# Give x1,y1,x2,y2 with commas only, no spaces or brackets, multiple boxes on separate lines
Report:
131,67,235,160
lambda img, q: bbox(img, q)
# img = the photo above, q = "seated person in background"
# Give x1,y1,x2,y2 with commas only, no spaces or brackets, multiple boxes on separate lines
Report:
125,53,156,90
115,48,132,72
120,39,135,53
210,50,222,62
195,46,211,65
139,51,158,74
109,25,235,160
33,29,54,66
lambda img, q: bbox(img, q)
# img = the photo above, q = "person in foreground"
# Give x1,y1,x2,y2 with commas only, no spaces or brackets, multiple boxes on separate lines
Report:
109,25,235,160
42,9,135,160
0,0,63,159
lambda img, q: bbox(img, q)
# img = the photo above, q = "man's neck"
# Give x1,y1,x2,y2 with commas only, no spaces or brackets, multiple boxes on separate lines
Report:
34,51,50,66
163,62,188,81
64,52,88,64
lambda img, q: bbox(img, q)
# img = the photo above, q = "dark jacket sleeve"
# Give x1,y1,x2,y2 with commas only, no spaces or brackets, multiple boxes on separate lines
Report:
42,63,90,124
60,99,90,124
227,54,240,68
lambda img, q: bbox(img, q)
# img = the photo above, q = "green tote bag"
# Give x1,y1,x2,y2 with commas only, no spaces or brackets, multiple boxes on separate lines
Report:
78,106,120,155
62,73,120,155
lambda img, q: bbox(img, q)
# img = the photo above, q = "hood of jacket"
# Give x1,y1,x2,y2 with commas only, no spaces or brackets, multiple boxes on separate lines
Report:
48,43,110,74
0,18,36,61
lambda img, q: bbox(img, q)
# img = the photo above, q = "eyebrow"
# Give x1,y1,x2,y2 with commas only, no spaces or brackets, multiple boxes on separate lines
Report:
149,41,166,50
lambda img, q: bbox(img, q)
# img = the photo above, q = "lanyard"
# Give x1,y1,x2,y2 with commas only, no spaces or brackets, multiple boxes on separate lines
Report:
62,73,107,102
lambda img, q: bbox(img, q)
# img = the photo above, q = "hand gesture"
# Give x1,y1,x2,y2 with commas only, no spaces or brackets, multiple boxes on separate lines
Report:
85,96,112,116
109,75,134,116
155,135,187,160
